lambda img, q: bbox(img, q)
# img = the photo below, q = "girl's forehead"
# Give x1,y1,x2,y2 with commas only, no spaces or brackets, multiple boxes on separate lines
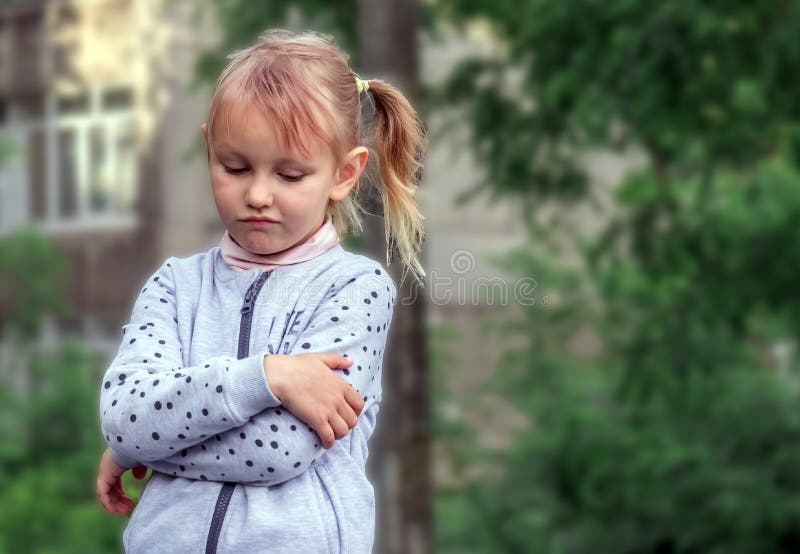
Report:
211,99,333,163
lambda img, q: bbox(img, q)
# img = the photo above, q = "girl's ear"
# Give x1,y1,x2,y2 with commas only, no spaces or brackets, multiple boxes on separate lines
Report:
330,147,369,202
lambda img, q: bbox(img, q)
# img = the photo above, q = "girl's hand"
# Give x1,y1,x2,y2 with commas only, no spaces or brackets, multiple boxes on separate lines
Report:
96,448,148,515
264,353,364,449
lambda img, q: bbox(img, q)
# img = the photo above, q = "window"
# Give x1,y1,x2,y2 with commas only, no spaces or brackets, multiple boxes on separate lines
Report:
0,84,139,234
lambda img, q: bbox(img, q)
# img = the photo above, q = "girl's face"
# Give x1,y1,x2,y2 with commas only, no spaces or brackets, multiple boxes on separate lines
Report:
202,101,367,255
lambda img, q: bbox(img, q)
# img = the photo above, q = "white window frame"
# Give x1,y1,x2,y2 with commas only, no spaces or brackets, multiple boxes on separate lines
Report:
0,83,140,235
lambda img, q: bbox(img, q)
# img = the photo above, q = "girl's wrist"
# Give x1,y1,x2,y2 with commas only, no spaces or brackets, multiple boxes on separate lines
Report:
263,354,289,401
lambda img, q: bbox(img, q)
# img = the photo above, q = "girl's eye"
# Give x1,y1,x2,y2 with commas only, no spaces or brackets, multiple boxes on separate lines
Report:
223,165,249,176
280,173,304,182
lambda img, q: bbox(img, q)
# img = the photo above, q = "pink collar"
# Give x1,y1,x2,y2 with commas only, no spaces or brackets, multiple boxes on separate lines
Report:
219,215,340,273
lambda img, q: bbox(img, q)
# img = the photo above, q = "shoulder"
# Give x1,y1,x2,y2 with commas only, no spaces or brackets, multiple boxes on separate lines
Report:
141,246,217,288
314,250,398,325
325,248,397,301
165,247,215,273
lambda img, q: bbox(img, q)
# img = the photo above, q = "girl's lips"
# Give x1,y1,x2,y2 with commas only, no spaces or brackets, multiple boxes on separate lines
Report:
244,220,278,227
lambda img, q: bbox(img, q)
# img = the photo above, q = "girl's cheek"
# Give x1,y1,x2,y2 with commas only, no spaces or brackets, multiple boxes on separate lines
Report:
211,171,238,188
211,165,228,179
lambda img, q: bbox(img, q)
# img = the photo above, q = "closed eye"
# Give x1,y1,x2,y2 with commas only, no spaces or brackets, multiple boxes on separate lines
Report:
223,165,249,176
280,173,305,183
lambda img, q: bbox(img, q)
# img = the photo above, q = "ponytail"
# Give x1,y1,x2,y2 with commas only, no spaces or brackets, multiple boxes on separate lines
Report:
358,79,427,285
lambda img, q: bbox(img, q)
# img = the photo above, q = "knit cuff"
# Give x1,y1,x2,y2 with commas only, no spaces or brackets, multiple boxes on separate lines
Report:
225,350,282,423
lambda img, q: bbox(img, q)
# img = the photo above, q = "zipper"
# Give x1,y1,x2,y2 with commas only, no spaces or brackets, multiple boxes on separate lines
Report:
205,270,272,554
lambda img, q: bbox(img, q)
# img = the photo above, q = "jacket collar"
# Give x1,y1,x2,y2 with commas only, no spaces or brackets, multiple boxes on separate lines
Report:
213,242,345,290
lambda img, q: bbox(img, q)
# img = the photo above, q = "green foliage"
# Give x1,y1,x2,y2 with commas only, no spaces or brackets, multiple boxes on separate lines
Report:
428,1,800,552
489,357,800,553
0,231,138,553
435,227,800,552
594,160,800,403
430,0,800,203
0,225,72,341
191,0,358,93
429,323,481,480
0,339,132,554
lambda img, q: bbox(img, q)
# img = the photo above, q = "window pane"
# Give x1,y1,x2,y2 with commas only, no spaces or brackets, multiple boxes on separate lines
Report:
89,124,109,211
29,129,46,220
58,128,77,218
57,93,89,115
101,87,133,111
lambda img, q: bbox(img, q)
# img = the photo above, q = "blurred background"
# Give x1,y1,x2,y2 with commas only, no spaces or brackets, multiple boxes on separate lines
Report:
3,0,800,552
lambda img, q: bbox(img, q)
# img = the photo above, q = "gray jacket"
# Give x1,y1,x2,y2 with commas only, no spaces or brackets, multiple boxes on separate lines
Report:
99,242,396,553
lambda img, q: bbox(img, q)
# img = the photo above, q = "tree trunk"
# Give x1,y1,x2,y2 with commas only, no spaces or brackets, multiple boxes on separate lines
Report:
356,2,432,553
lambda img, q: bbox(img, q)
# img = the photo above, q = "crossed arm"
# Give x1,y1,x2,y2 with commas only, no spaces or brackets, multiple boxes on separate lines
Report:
99,259,396,485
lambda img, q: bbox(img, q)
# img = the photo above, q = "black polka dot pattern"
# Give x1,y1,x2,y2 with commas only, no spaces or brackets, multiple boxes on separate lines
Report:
100,258,396,485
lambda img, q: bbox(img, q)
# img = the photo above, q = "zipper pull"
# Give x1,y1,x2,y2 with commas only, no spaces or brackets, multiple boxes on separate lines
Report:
241,292,254,314
241,285,255,314
241,272,270,314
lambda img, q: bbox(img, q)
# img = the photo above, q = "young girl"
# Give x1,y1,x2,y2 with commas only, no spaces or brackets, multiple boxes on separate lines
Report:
95,28,425,553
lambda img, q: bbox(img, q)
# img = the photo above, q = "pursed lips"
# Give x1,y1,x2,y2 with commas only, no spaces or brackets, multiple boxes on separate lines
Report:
242,217,279,224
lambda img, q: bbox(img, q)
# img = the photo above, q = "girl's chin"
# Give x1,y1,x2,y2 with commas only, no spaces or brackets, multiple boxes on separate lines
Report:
230,232,282,255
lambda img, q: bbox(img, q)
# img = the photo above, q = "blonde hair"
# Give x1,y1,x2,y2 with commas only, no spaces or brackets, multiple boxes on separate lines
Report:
206,29,427,284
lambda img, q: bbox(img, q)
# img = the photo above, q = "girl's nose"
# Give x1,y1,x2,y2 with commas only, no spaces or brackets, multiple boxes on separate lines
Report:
245,175,275,208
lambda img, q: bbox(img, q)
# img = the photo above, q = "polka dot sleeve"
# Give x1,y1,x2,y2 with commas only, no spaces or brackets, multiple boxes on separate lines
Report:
142,264,397,483
98,258,282,467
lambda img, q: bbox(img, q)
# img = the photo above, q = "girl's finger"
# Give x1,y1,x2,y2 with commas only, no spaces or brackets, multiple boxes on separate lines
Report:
97,482,113,506
343,385,365,415
319,352,353,369
110,480,133,508
111,494,134,514
98,492,112,513
315,423,335,449
336,401,358,428
118,498,135,513
328,413,349,440
101,492,119,514
111,479,125,496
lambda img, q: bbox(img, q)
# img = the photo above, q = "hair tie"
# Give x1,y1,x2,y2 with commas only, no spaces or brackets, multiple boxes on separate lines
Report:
355,74,370,94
